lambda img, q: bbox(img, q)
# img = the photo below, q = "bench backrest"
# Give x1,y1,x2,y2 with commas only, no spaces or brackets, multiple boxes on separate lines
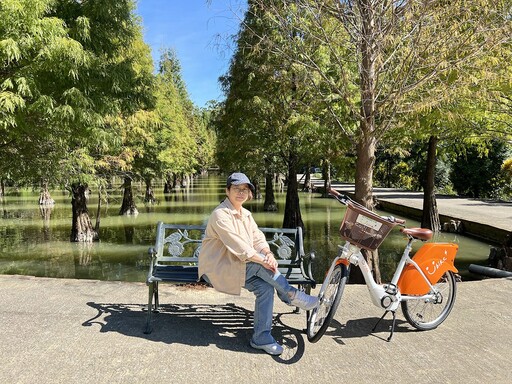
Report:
153,221,304,267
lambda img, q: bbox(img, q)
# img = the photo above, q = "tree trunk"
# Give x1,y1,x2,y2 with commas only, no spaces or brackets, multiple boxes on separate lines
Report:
119,177,139,215
356,0,377,208
283,151,304,230
352,2,381,283
174,174,183,189
70,183,98,242
352,133,381,284
253,178,262,200
144,178,156,204
422,136,441,231
95,187,101,231
180,173,188,188
303,165,313,192
1,179,5,217
354,135,376,207
38,180,54,226
163,175,173,194
322,160,332,197
164,174,173,202
38,180,55,206
276,173,285,192
263,169,278,211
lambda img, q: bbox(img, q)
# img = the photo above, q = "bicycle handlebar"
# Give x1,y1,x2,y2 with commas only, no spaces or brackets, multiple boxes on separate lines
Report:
327,187,406,226
327,187,348,203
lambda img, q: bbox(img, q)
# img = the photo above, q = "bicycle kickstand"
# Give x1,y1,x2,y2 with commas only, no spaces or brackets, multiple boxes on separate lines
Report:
372,310,397,342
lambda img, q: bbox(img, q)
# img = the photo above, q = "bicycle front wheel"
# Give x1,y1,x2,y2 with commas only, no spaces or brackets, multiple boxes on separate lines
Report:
401,270,457,331
307,264,348,343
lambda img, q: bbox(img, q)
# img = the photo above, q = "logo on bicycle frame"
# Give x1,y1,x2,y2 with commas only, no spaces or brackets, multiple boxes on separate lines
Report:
425,256,448,275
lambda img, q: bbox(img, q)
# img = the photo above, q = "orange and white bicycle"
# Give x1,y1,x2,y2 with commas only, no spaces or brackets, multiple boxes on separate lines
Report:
307,188,459,342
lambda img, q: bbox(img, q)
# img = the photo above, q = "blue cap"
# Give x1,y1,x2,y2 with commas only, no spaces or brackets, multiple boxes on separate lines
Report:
226,172,255,192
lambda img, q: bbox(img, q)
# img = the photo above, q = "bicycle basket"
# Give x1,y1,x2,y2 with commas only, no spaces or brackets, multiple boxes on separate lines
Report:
339,202,396,251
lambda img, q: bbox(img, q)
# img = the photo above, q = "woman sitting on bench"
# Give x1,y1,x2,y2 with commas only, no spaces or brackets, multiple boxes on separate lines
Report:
199,172,319,356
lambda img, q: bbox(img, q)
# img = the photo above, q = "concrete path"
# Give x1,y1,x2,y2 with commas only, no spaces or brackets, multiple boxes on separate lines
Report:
308,180,512,244
1,275,511,384
350,184,510,230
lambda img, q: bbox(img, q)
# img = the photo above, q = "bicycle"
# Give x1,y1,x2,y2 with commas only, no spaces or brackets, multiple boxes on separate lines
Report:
306,188,459,342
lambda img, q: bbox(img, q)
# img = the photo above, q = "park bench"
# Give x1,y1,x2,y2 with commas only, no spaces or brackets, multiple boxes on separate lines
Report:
144,222,316,333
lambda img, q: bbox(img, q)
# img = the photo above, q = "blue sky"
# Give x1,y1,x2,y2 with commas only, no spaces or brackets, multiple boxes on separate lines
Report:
135,0,246,108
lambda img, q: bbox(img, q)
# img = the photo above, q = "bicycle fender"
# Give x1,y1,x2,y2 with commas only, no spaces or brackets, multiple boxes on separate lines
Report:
335,258,350,267
397,243,458,295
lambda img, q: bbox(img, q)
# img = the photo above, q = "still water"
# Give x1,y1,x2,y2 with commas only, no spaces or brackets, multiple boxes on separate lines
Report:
0,175,490,283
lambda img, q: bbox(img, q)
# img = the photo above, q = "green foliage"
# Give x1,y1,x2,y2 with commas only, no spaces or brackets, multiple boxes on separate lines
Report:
0,0,217,196
152,49,198,176
503,157,512,197
113,47,217,186
244,0,511,208
2,0,510,206
0,0,156,190
374,141,455,193
216,0,350,180
451,139,510,198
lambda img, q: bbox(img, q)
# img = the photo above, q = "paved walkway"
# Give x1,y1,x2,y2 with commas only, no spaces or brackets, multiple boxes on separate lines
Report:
1,275,510,384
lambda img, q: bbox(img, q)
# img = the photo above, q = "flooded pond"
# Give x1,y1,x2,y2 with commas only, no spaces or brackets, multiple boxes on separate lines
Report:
0,176,491,283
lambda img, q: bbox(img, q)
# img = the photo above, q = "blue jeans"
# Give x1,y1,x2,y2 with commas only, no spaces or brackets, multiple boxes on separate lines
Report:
244,263,296,345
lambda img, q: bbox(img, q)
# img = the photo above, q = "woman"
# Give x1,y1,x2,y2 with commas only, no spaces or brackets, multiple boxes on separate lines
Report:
199,172,318,355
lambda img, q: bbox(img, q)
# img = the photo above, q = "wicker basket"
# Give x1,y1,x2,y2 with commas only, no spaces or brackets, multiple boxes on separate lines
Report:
339,202,396,251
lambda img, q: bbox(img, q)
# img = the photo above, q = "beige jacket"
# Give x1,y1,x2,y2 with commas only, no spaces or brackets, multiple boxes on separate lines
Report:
198,198,269,295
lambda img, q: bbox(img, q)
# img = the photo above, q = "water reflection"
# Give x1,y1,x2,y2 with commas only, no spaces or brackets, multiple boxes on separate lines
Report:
0,176,490,282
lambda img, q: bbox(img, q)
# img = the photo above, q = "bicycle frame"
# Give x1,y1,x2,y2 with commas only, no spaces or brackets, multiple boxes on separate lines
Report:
307,188,459,343
333,237,458,312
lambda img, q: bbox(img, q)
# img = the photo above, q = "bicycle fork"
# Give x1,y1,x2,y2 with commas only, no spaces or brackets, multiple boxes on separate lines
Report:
342,243,407,342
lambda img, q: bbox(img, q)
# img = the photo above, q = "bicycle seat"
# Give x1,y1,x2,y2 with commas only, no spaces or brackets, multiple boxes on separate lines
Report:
400,227,433,241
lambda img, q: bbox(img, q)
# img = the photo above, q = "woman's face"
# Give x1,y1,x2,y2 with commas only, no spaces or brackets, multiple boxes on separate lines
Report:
227,184,252,207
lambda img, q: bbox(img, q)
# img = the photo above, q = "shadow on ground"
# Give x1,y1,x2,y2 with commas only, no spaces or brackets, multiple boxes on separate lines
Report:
82,301,306,364
323,316,412,344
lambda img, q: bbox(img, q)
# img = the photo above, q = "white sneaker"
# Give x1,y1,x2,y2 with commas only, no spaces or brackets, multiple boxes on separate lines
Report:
250,340,284,355
289,290,319,310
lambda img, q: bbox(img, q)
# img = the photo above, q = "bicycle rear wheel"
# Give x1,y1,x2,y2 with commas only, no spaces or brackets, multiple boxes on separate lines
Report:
401,270,457,331
307,264,348,343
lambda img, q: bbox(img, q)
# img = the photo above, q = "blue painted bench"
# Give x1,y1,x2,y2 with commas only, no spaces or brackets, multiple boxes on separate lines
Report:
144,222,316,333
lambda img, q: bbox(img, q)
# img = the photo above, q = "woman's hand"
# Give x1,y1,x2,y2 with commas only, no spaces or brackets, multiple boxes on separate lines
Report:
262,252,278,273
250,251,278,273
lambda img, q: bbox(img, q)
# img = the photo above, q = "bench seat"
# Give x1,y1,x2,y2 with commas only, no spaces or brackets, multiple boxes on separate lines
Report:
149,265,201,284
144,222,316,334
